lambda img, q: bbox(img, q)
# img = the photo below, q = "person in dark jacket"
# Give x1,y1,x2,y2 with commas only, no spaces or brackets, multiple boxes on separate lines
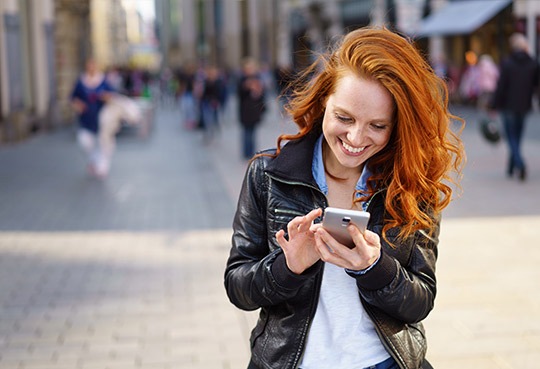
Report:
492,32,539,181
200,65,225,143
224,28,465,369
237,58,266,159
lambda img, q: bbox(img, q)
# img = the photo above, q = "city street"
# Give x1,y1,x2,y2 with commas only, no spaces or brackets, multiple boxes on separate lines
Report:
0,95,539,369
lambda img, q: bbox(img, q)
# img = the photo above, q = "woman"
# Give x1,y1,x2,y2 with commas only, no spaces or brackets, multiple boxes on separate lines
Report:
71,58,114,178
225,28,464,369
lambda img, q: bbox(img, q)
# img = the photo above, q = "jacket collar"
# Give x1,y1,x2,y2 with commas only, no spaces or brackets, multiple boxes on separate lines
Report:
265,126,322,187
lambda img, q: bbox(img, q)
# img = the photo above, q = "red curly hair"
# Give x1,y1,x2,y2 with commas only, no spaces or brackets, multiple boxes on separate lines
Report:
275,27,465,242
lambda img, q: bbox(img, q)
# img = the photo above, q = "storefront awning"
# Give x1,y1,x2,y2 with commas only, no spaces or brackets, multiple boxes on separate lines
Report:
415,0,511,38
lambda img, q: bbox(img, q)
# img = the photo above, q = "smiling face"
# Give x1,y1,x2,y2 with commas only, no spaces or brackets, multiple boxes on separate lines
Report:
322,72,395,177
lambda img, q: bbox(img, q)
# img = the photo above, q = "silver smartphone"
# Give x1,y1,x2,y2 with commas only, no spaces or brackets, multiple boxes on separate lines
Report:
322,207,370,248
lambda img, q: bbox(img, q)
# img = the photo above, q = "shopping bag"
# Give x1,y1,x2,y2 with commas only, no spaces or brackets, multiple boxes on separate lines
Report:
479,117,501,144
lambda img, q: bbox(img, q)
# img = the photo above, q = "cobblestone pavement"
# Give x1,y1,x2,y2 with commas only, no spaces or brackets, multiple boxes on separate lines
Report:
0,96,539,369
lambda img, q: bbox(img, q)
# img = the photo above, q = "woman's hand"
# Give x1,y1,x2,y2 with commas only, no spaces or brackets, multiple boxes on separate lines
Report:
276,208,323,275
311,223,381,272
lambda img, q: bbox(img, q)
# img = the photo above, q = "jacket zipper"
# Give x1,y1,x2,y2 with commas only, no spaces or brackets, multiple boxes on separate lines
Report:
362,302,407,369
266,173,328,369
363,189,407,369
274,208,306,217
292,271,323,369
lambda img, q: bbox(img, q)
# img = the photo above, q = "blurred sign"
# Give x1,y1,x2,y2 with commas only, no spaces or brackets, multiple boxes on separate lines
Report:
128,44,161,71
416,0,511,37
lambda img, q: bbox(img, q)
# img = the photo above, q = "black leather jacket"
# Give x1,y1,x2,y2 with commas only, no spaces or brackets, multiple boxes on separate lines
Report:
225,130,438,369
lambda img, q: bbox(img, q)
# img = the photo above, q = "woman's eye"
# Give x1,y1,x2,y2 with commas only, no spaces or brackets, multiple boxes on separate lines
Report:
371,123,388,130
335,114,353,123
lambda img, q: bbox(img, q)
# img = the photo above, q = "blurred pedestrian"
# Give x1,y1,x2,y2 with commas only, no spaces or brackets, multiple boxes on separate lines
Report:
476,54,499,111
98,94,142,177
225,27,464,369
158,67,177,108
476,54,501,144
200,65,225,143
491,33,539,181
105,66,124,92
237,58,266,160
70,58,115,178
458,50,480,104
177,63,201,130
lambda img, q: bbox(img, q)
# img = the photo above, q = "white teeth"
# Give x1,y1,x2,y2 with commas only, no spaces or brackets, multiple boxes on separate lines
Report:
342,141,365,153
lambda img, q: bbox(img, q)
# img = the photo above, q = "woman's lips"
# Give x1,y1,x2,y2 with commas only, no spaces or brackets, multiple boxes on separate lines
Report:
342,140,366,154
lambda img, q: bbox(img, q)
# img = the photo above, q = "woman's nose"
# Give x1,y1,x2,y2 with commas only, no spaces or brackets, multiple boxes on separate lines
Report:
347,124,365,146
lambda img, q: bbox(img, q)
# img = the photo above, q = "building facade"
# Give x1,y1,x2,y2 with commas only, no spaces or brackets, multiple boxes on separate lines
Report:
0,0,58,142
154,0,431,72
0,0,156,143
155,0,284,70
155,0,390,71
54,0,92,127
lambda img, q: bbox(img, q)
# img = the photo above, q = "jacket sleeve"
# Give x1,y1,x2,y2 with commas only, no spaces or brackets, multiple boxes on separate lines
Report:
491,60,509,110
351,220,439,324
224,157,320,311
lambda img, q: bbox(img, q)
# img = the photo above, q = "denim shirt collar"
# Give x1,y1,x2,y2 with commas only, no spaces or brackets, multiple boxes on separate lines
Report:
312,135,372,210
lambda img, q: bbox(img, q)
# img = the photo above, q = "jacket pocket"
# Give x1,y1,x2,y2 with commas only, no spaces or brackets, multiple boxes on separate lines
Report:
404,321,427,366
274,208,305,223
408,321,426,346
270,208,306,235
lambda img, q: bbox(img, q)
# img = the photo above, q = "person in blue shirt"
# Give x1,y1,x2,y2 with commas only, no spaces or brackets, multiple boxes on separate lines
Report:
71,58,114,178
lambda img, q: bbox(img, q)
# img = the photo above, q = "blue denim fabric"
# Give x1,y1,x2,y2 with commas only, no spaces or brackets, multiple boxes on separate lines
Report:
363,356,399,369
242,126,256,159
201,101,220,141
502,110,527,171
180,92,199,127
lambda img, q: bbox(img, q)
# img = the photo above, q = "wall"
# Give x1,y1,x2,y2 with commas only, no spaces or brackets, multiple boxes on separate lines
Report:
0,0,57,141
30,1,55,120
54,0,91,125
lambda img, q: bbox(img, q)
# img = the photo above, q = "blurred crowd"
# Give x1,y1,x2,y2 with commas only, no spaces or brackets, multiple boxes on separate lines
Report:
123,60,295,154
430,51,500,109
102,61,294,111
431,32,538,182
71,29,539,182
71,57,297,179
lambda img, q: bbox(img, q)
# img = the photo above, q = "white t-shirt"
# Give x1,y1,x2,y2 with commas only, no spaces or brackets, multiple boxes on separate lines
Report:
299,262,390,368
